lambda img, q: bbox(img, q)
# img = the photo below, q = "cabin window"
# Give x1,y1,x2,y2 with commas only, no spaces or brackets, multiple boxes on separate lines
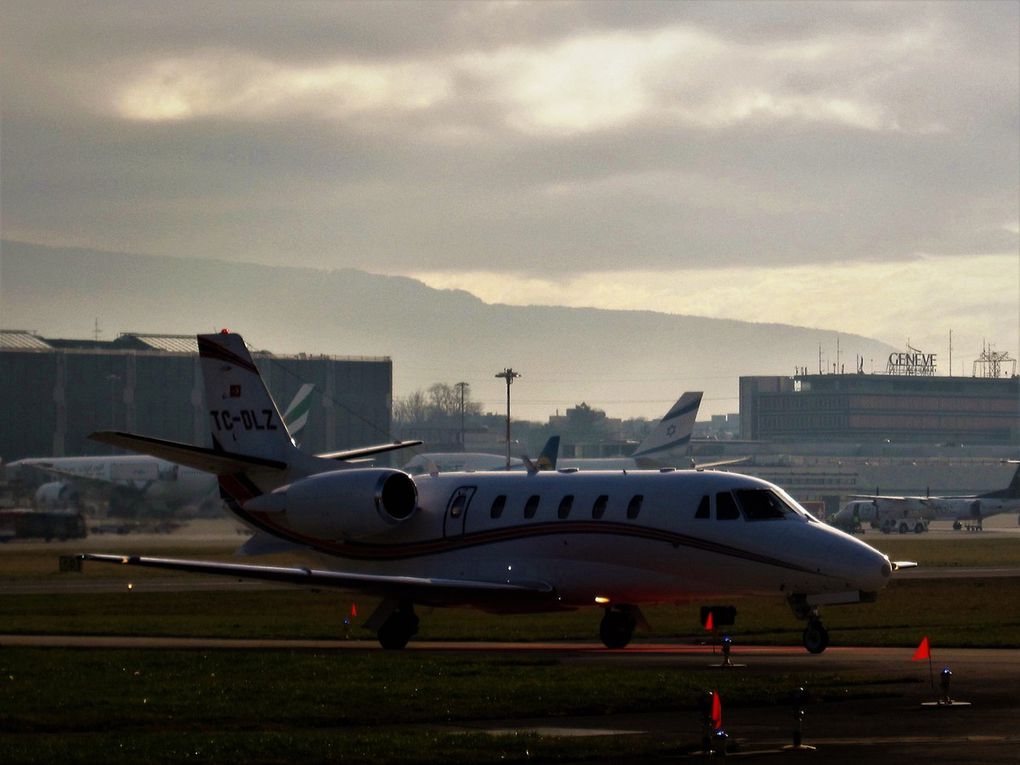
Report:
558,495,574,519
716,491,740,520
592,494,609,519
735,489,792,520
626,495,644,519
695,495,710,519
524,494,540,519
490,494,507,520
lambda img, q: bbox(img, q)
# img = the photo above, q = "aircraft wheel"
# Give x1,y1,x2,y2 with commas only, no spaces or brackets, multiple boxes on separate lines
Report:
898,522,909,534
953,521,962,531
802,620,829,654
914,523,925,534
599,607,636,649
377,607,419,650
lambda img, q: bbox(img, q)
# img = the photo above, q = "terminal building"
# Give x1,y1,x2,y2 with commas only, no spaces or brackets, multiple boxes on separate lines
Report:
739,372,1020,446
0,330,393,462
716,347,1020,515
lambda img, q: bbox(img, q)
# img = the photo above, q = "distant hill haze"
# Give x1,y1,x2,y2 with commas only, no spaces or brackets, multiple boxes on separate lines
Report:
1,240,895,420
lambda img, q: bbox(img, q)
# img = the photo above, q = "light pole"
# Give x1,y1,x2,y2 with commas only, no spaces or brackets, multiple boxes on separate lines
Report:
454,381,469,451
494,368,520,469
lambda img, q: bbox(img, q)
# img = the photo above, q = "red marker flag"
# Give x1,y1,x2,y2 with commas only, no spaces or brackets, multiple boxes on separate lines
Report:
711,691,723,730
912,636,931,661
350,603,358,618
705,611,714,631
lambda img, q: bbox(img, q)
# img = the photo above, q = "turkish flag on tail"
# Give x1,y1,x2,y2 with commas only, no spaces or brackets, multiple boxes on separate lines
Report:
711,691,723,730
912,636,931,661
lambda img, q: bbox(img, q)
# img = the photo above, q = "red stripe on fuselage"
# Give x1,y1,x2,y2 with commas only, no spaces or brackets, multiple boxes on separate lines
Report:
226,504,817,575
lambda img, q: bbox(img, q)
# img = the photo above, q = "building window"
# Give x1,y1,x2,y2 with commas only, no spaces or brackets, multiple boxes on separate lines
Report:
524,494,540,519
558,495,574,519
626,495,643,519
490,494,506,520
592,494,609,519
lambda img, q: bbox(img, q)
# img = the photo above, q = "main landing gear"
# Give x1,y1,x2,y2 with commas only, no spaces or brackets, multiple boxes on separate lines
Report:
376,603,419,650
801,617,830,654
599,605,638,649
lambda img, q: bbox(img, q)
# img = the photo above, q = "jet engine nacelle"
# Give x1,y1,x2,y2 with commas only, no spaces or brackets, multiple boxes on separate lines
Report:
33,480,79,510
246,468,418,540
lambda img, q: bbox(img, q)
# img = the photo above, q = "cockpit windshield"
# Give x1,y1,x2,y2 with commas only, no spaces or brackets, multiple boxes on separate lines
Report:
734,488,805,521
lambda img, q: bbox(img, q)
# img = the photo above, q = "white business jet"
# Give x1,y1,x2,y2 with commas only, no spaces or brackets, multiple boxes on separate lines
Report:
81,331,903,653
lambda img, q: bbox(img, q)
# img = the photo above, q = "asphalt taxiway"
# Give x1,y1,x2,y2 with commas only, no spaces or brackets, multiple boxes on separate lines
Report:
3,635,1017,763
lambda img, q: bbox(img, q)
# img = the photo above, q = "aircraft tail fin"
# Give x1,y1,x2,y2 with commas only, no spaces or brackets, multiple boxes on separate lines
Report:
536,436,560,471
282,383,316,445
198,331,299,465
1002,462,1020,498
631,391,703,463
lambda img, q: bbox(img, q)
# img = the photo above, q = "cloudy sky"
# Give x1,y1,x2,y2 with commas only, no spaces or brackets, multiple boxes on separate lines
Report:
2,0,1018,367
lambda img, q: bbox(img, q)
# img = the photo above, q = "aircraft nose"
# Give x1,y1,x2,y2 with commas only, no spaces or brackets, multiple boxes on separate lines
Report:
856,546,892,592
822,531,891,592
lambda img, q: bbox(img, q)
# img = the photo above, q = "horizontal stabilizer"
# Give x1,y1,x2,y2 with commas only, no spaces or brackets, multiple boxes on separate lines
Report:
316,440,423,462
79,553,555,606
89,431,287,474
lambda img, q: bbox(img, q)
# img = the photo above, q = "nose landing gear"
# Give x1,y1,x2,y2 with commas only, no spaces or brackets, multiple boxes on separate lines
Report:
789,597,830,654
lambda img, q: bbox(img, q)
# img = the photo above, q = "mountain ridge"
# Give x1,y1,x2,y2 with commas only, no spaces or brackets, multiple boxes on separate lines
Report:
1,239,895,419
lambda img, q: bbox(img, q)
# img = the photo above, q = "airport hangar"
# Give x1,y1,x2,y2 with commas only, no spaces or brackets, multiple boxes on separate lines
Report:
0,330,393,464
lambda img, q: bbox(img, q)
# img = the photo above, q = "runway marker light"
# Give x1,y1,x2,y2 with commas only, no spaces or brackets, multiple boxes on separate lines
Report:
127,583,134,591
698,690,715,752
940,666,953,704
594,596,610,604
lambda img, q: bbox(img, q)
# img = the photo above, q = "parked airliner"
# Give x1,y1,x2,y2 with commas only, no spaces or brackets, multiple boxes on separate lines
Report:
81,331,905,653
401,392,704,475
851,462,1020,530
12,383,319,516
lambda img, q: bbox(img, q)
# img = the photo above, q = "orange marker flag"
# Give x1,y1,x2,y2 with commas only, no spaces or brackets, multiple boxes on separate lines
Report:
705,611,714,631
711,691,723,730
350,603,358,618
912,636,931,661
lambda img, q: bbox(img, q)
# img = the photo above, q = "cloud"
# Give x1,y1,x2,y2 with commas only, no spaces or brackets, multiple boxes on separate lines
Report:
111,51,452,122
0,0,1016,341
102,18,941,137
